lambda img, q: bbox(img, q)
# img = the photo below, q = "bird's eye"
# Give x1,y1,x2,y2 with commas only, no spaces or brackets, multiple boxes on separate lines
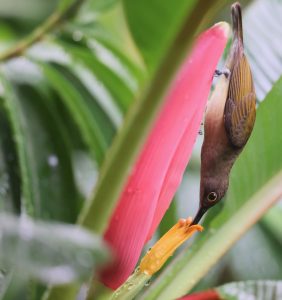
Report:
207,192,218,202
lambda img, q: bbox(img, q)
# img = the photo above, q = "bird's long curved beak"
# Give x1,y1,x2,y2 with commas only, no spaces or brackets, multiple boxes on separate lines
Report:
190,207,208,226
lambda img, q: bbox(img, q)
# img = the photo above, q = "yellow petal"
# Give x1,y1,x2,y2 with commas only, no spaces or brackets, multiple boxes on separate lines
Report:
140,218,203,275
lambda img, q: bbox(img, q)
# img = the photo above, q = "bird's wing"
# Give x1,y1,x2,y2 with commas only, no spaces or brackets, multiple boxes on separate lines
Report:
224,54,256,148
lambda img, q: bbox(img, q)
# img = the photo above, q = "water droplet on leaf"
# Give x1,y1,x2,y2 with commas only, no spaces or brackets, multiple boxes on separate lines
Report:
145,279,151,286
48,155,59,168
127,283,133,290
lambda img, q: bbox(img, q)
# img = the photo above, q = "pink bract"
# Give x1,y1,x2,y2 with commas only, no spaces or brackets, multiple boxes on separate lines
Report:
100,23,229,289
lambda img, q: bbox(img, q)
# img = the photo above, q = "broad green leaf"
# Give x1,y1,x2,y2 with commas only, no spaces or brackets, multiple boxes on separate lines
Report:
0,0,57,22
0,213,110,285
123,0,197,71
29,35,141,117
0,22,17,53
58,0,79,12
58,40,132,115
0,109,20,214
0,269,12,299
68,1,145,76
261,205,282,246
82,38,140,94
86,37,144,86
158,200,177,237
78,0,118,15
141,78,282,300
1,72,80,221
0,74,36,217
216,280,282,300
227,224,282,281
28,40,122,150
41,62,115,166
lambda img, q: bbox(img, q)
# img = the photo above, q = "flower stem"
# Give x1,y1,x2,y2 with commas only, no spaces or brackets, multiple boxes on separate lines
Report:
111,268,151,300
0,0,85,62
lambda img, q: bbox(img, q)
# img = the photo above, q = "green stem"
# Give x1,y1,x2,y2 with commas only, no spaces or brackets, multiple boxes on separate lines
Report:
141,171,282,300
0,0,85,62
110,269,151,300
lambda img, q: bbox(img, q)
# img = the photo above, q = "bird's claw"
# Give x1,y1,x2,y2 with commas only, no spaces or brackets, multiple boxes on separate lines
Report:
214,69,231,78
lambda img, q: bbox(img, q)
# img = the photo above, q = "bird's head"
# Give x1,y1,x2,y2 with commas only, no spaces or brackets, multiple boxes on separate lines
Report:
191,176,229,225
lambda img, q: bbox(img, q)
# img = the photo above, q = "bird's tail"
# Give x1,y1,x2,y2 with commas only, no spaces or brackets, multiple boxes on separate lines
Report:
231,2,244,44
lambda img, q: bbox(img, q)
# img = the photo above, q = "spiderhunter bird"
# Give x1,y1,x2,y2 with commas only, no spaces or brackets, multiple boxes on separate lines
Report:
191,2,256,225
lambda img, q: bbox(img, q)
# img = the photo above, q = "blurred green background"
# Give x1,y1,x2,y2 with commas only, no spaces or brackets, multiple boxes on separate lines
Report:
0,0,281,299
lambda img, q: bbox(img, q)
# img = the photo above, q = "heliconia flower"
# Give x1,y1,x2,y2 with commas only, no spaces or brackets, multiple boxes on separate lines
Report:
111,218,202,300
140,218,203,275
100,22,230,289
179,290,220,300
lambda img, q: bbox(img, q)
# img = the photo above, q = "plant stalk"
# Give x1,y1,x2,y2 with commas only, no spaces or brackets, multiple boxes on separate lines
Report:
0,0,85,62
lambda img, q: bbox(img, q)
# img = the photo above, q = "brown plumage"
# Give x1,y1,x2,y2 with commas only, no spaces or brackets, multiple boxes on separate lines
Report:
191,2,256,225
225,52,256,148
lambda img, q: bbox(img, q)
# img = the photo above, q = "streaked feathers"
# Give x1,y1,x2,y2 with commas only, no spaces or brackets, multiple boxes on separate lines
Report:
224,54,256,148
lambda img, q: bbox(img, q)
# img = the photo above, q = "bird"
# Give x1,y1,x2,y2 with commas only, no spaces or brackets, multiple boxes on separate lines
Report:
191,2,256,225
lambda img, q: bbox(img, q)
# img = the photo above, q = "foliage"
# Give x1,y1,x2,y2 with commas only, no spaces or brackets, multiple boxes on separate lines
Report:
216,280,282,300
0,0,281,299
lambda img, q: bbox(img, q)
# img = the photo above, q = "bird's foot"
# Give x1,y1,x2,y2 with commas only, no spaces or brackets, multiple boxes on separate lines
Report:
214,68,230,78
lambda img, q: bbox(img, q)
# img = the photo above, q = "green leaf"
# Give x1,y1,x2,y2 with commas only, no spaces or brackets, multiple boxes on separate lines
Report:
57,40,139,113
79,0,118,14
87,37,144,87
58,40,132,115
261,205,282,246
0,74,35,217
227,224,282,281
158,200,177,237
0,109,21,214
141,78,282,300
68,2,145,78
0,213,110,285
28,39,130,162
0,269,12,299
58,0,77,12
1,71,80,221
123,0,198,71
41,62,115,166
216,280,282,300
